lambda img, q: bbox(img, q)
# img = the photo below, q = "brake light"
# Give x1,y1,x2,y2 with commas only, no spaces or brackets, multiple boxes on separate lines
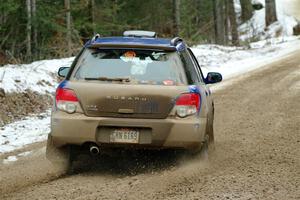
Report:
175,93,200,118
56,88,78,102
55,88,78,113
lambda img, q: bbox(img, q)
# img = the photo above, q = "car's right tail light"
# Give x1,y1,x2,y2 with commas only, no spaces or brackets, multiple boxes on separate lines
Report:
175,93,200,118
55,88,78,114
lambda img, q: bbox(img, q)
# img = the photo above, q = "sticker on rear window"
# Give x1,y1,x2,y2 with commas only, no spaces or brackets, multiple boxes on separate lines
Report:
163,80,175,86
123,51,136,58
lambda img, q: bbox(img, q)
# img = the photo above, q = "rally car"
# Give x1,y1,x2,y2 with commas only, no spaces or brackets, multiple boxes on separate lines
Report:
46,30,222,171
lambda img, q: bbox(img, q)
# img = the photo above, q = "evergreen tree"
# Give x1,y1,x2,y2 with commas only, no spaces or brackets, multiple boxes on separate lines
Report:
0,0,247,64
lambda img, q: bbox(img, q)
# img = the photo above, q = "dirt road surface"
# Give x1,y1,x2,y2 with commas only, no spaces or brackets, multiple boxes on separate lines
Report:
0,50,299,200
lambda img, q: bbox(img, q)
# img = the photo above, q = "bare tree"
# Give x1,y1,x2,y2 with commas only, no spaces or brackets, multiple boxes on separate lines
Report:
173,0,180,36
32,0,37,59
26,0,32,60
213,0,225,45
224,0,230,45
240,0,253,23
265,0,277,27
91,0,96,34
65,0,72,56
228,0,239,45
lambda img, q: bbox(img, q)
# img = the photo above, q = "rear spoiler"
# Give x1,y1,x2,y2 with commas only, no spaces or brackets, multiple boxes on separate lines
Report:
88,43,177,51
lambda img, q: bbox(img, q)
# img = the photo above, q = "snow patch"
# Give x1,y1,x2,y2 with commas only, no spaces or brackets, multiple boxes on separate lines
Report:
18,151,33,157
3,156,18,164
0,57,74,94
2,151,33,164
0,111,50,154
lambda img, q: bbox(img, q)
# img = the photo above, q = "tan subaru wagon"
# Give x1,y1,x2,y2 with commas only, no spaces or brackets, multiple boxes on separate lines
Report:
46,31,222,171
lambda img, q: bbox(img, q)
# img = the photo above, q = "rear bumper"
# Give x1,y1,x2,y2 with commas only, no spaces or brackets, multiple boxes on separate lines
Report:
50,112,207,150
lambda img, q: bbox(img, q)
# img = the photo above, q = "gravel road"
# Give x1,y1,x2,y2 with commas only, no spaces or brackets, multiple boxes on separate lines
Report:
0,50,299,200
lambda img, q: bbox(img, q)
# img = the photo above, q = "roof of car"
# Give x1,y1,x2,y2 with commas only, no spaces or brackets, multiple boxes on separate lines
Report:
85,36,185,51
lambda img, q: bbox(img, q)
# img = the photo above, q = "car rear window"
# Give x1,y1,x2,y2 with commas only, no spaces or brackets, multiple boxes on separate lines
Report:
72,49,188,86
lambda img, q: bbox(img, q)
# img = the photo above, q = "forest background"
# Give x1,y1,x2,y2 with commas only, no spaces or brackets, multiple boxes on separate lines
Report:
0,0,283,64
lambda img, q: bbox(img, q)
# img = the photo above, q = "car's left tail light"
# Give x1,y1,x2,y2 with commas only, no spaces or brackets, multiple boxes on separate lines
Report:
55,88,78,114
175,93,200,118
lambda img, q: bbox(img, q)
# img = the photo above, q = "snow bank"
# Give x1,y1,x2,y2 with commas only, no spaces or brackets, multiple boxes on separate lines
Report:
0,111,50,154
0,57,74,94
239,0,298,41
191,36,300,79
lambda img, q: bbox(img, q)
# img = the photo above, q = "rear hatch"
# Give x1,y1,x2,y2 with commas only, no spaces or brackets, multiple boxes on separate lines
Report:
69,82,187,119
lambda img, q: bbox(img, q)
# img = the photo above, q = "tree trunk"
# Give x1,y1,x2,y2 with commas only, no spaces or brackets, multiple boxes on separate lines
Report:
173,0,180,36
240,0,253,23
32,0,37,59
65,0,72,56
26,0,32,61
228,0,239,45
213,0,225,45
224,0,229,45
265,0,277,27
91,0,96,34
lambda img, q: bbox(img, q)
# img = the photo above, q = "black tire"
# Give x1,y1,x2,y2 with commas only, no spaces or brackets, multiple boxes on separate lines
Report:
46,134,75,174
199,115,215,160
207,103,215,149
199,134,210,160
206,117,215,150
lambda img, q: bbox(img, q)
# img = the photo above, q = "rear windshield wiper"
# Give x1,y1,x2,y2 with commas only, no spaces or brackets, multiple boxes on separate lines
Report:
84,77,131,82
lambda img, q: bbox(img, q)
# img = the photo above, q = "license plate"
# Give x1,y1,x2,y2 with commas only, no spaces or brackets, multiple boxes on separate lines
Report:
110,128,139,143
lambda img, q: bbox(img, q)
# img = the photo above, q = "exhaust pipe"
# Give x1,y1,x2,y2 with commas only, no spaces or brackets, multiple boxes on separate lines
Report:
89,145,100,155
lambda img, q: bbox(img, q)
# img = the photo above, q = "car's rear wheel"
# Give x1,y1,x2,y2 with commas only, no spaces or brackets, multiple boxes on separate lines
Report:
199,132,213,160
46,135,75,174
206,113,215,150
189,115,215,159
202,110,216,156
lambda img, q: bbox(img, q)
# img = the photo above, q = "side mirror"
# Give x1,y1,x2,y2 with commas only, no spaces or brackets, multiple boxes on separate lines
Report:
205,72,222,84
58,67,70,78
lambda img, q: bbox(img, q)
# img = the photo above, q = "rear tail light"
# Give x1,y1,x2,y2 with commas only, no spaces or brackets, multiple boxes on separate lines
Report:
175,93,200,118
55,88,78,113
